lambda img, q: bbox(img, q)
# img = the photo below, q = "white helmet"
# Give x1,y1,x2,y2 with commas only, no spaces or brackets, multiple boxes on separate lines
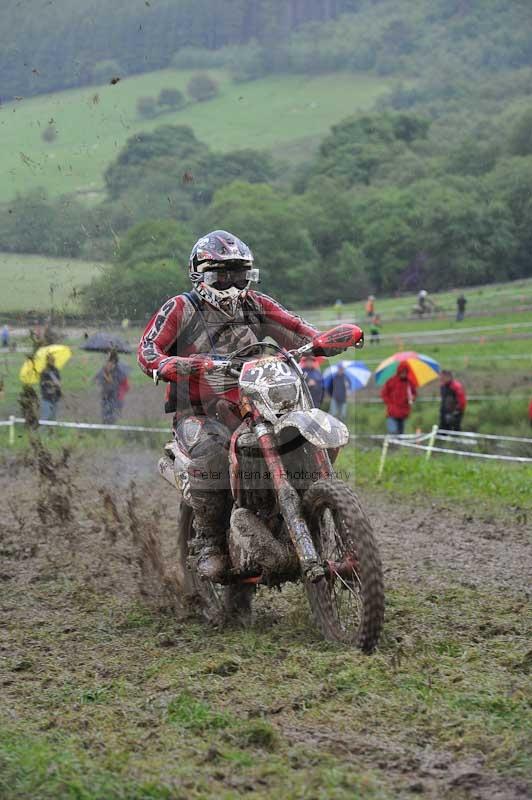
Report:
188,230,259,318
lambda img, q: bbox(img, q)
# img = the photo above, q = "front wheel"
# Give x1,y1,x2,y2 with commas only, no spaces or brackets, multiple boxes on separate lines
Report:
303,479,384,652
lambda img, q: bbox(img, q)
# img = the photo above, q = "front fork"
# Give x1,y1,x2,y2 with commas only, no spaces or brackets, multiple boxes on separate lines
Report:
254,421,324,583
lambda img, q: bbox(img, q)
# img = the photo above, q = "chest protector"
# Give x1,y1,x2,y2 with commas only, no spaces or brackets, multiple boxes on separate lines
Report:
165,292,264,414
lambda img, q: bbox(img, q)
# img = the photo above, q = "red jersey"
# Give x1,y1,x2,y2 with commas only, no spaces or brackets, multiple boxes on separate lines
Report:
138,290,317,416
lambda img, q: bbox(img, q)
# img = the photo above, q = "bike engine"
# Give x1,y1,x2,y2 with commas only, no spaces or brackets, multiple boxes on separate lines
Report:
228,507,298,581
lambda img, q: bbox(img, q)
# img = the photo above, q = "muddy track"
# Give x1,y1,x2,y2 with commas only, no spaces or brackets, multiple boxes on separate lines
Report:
279,725,530,800
0,447,530,799
367,494,531,596
1,448,529,594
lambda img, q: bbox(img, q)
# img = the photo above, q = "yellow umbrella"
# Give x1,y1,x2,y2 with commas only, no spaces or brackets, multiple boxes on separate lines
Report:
19,344,73,385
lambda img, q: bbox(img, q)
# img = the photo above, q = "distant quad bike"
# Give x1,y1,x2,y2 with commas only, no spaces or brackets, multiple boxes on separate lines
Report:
411,300,444,318
411,302,434,317
158,325,384,653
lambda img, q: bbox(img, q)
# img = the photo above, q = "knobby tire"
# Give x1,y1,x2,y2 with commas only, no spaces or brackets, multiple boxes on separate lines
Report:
303,479,384,652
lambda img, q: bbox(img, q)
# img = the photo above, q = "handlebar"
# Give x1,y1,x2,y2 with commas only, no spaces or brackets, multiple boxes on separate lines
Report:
153,324,364,383
201,324,365,375
205,342,312,377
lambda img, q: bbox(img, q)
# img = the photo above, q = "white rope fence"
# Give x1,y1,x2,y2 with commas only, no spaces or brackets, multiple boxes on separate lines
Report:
2,416,169,445
3,418,532,477
434,430,532,444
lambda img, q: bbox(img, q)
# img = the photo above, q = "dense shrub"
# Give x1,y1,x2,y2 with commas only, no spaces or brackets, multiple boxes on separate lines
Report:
0,191,88,258
41,125,57,143
136,96,158,118
82,220,191,318
508,108,532,156
186,73,219,102
158,88,185,109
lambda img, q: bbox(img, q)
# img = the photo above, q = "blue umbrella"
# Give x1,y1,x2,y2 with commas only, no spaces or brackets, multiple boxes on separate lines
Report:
323,360,371,393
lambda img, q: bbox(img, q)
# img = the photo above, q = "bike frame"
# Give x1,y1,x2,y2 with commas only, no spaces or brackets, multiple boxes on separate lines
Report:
252,419,324,582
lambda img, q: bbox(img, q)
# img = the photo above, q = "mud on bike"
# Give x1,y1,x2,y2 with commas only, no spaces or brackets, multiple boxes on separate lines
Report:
158,324,384,652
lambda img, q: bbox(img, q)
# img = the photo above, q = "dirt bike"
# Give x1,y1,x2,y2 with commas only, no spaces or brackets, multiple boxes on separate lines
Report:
158,324,384,652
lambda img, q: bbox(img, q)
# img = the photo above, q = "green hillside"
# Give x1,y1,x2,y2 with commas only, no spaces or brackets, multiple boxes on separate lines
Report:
0,253,105,314
0,70,392,203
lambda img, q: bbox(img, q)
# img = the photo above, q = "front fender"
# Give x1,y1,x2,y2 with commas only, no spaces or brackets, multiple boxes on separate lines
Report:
274,409,349,449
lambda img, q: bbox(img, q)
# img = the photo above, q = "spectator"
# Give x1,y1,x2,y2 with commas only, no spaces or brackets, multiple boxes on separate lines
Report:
365,295,375,318
301,356,324,408
40,353,62,421
528,398,532,428
456,293,467,321
381,361,417,435
95,349,128,424
369,314,382,344
1,324,9,348
439,370,467,431
328,363,349,421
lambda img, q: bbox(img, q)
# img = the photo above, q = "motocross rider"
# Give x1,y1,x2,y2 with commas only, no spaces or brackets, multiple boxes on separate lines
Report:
138,230,322,582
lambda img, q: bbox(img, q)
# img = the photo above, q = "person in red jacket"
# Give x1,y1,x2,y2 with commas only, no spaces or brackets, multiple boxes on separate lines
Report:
439,370,467,431
381,361,417,435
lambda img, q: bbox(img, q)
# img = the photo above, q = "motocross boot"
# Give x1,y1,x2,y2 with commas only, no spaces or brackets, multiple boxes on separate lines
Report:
188,490,230,582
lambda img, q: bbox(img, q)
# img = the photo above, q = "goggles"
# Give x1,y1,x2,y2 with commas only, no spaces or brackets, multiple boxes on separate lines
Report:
201,267,260,290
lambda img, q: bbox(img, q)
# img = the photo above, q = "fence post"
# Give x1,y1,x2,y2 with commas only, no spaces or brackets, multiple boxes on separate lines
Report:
8,415,15,446
425,424,438,461
377,436,389,480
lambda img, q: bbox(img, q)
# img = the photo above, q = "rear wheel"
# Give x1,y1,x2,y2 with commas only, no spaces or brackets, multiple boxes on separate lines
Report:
177,503,253,625
303,479,384,652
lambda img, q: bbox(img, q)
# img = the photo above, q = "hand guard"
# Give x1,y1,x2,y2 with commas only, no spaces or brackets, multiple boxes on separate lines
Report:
311,324,364,357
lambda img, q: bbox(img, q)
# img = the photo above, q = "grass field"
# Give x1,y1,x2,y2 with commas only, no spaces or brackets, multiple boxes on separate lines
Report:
302,277,532,327
338,447,532,514
0,69,392,203
0,253,107,314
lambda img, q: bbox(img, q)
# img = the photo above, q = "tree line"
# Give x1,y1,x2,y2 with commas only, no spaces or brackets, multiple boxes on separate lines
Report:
2,94,532,317
1,0,531,316
78,107,532,318
2,100,531,317
2,1,531,101
0,0,351,101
